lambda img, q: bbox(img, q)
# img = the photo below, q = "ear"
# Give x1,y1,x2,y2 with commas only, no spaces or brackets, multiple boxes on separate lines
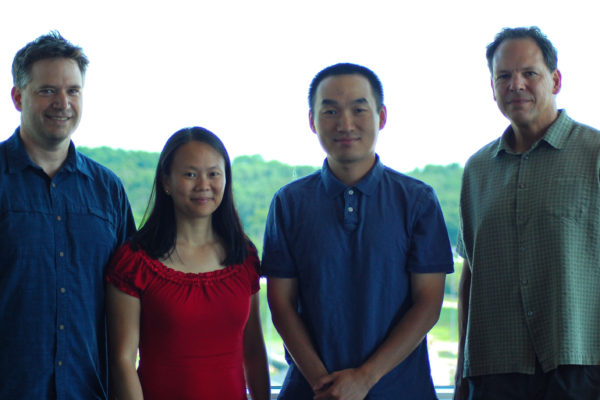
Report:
378,105,387,130
161,173,172,195
11,87,23,112
552,69,562,95
491,79,497,102
309,110,317,134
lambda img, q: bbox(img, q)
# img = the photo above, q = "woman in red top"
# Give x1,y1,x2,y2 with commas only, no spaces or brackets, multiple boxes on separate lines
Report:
106,127,270,400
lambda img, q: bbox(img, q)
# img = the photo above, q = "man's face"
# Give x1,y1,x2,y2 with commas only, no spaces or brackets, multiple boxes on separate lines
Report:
11,58,83,149
491,38,561,131
309,74,386,171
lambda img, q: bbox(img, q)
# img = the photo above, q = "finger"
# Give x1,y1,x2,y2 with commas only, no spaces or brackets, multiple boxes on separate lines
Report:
313,374,334,391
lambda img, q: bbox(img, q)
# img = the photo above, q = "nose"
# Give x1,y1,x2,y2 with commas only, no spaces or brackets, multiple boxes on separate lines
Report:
53,90,70,109
509,74,525,92
337,110,354,132
194,176,209,191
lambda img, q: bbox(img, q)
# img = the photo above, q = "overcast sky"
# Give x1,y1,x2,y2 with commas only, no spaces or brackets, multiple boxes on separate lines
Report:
1,0,599,172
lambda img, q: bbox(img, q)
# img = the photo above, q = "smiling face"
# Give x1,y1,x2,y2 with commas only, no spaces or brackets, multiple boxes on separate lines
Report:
163,141,226,222
491,38,561,134
11,57,83,150
309,74,386,175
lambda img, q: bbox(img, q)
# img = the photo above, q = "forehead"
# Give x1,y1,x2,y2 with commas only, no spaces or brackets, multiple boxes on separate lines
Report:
28,58,83,85
315,74,375,104
173,141,225,166
492,38,545,72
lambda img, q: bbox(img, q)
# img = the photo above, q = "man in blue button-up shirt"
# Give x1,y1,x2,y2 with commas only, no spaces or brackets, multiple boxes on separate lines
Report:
0,32,135,399
262,63,454,399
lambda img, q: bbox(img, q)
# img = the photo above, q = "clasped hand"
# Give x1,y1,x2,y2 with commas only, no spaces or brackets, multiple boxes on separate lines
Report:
312,368,372,400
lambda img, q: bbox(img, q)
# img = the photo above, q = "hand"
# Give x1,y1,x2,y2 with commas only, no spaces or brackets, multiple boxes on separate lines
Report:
312,368,372,400
453,376,469,400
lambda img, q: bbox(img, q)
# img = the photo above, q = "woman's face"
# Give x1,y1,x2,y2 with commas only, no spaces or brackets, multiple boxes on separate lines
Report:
163,141,226,222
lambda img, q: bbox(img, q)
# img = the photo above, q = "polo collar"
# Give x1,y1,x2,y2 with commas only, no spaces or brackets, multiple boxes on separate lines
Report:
321,155,384,197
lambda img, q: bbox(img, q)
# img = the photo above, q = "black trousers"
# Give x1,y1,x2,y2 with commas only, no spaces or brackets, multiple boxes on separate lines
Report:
467,360,600,400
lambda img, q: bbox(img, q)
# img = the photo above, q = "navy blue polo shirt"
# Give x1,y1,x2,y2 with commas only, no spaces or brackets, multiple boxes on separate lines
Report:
262,156,453,399
0,129,135,399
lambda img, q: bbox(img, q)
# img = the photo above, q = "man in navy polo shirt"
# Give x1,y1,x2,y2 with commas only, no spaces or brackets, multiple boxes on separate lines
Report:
262,63,454,399
0,32,135,399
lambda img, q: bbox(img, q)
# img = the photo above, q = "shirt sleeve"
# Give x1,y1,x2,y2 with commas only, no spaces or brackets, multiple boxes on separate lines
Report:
245,245,261,294
407,185,454,274
261,191,297,278
115,179,137,245
105,243,148,298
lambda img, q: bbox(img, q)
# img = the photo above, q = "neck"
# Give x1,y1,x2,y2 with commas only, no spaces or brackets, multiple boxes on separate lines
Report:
509,109,559,153
327,155,376,186
174,215,215,246
20,131,70,178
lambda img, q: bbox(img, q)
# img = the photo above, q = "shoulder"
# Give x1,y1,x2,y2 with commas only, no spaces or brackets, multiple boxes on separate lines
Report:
464,138,502,170
569,119,600,144
106,242,155,296
379,165,436,201
270,170,322,208
75,150,127,190
276,170,321,196
108,242,148,273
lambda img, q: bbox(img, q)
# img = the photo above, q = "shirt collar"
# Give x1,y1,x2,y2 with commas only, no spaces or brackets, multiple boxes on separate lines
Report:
321,154,384,197
6,127,93,179
493,109,572,157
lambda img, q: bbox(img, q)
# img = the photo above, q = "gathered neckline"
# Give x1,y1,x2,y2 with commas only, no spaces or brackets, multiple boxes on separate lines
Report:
139,249,241,285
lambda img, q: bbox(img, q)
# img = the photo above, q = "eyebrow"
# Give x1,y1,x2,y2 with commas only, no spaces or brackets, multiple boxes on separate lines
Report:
37,84,83,90
320,97,369,106
185,165,223,170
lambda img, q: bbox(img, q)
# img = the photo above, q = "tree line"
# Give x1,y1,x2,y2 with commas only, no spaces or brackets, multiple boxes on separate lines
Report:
79,147,462,251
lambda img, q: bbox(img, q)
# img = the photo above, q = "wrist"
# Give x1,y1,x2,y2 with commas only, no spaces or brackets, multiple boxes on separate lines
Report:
356,363,380,391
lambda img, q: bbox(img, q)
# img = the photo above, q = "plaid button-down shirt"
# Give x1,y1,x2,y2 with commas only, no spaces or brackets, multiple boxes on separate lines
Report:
458,110,600,377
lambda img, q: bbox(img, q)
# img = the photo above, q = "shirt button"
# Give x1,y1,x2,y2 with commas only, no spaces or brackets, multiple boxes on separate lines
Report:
51,183,56,188
348,207,354,213
57,361,63,366
57,215,62,221
519,183,526,189
348,189,354,195
527,310,533,317
60,287,66,293
59,324,65,330
522,279,528,285
59,251,64,257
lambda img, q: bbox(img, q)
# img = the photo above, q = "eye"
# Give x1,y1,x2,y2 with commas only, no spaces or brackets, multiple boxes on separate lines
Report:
495,74,510,81
209,171,221,178
322,109,337,116
184,171,196,178
38,88,55,95
524,71,537,77
68,88,81,96
354,107,368,114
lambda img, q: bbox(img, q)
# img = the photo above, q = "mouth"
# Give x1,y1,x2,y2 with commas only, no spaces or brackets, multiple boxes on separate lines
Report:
192,197,212,204
507,97,532,106
334,137,360,145
46,114,71,122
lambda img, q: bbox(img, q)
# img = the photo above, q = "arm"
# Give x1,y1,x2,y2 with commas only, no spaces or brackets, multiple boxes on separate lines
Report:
453,260,471,400
267,277,330,389
314,272,447,400
243,293,271,400
106,283,144,400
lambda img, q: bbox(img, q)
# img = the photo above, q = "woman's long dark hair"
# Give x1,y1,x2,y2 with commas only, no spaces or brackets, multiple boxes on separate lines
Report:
130,127,249,265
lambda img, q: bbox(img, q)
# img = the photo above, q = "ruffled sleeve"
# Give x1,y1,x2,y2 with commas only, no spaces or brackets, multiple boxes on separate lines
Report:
105,242,153,298
245,246,261,295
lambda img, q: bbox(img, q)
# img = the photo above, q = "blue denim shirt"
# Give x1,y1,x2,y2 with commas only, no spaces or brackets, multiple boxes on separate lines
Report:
262,157,454,399
0,129,136,399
